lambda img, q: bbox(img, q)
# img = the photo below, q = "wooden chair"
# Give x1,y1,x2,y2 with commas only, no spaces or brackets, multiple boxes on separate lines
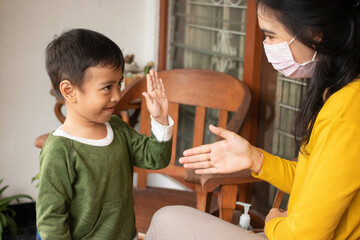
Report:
114,69,257,222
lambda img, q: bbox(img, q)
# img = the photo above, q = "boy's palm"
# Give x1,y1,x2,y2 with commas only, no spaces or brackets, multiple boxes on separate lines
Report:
142,70,169,125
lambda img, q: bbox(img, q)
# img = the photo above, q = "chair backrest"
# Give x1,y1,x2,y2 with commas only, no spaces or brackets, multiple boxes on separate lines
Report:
115,69,251,189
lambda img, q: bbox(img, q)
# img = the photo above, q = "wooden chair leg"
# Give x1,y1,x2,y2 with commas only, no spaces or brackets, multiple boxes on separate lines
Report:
136,169,147,189
237,183,253,203
195,185,212,212
218,184,238,222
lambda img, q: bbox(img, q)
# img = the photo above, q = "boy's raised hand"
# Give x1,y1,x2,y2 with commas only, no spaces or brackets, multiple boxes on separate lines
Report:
142,70,169,125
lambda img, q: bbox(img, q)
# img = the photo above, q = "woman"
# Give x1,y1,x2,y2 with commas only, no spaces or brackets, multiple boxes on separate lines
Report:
145,0,360,239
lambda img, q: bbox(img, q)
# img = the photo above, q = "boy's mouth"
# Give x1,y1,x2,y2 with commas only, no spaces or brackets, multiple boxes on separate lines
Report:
104,106,115,112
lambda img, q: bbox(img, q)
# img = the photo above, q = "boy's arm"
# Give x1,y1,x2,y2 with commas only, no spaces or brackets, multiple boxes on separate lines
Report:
125,117,173,169
150,115,174,142
36,145,73,240
124,69,172,169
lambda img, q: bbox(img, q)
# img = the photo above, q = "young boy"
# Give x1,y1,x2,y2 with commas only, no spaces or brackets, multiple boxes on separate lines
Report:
36,29,173,240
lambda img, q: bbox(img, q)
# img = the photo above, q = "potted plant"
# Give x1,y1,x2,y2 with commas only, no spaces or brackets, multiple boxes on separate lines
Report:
0,179,33,240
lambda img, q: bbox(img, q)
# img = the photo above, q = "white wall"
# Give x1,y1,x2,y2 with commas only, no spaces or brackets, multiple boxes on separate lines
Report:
0,0,172,200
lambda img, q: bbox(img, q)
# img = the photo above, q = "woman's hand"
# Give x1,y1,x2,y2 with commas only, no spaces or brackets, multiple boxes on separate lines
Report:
265,208,287,223
179,125,263,174
142,70,169,126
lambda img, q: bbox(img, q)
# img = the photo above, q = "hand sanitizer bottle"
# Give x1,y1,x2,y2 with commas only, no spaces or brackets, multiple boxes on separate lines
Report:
236,201,253,231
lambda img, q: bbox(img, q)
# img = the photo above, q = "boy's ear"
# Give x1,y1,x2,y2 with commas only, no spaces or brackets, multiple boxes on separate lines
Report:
59,80,77,103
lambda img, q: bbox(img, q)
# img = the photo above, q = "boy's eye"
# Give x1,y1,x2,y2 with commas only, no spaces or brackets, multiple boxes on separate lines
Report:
118,76,124,87
104,85,111,91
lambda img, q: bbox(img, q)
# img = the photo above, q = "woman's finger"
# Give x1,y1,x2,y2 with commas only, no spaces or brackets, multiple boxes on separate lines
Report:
195,167,218,174
183,160,212,169
209,124,235,140
183,144,212,156
179,152,211,164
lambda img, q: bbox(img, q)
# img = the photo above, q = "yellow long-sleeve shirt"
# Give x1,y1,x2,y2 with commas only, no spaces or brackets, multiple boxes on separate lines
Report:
253,79,360,240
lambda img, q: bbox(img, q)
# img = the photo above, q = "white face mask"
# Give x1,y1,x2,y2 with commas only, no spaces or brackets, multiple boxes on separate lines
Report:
263,36,317,79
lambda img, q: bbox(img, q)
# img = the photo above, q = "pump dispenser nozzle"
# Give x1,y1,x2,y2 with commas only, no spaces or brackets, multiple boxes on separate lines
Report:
236,201,253,231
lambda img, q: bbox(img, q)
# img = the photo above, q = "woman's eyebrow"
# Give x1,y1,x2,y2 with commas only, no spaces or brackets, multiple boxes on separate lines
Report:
261,28,276,35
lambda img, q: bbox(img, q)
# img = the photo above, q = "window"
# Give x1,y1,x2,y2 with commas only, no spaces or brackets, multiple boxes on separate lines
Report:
272,75,305,159
168,0,248,79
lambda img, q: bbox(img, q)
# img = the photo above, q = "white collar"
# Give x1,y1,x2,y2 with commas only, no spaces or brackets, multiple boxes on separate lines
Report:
53,122,114,146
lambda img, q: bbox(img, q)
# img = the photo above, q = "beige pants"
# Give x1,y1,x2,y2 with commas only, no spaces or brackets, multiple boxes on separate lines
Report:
145,205,267,240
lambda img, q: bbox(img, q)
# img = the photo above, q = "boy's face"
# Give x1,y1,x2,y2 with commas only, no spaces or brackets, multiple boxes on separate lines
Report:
72,66,123,125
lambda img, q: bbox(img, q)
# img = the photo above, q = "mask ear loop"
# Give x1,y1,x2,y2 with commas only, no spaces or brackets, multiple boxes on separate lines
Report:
312,51,318,61
288,35,297,45
289,35,318,61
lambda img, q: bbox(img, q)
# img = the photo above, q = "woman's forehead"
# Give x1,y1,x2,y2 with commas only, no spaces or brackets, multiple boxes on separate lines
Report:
257,4,289,35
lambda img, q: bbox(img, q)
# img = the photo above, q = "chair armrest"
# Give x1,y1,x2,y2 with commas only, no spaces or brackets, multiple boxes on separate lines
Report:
184,169,201,184
199,170,261,192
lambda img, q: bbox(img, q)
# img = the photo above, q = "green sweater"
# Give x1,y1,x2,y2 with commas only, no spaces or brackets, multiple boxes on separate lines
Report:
36,115,172,240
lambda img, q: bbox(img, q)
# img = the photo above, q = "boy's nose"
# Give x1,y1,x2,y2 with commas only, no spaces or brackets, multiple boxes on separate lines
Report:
111,88,121,102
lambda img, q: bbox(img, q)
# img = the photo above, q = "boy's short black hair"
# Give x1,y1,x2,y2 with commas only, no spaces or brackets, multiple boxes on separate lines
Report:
45,28,124,99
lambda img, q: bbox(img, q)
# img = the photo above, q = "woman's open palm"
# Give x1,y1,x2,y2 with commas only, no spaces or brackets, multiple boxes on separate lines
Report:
179,125,257,174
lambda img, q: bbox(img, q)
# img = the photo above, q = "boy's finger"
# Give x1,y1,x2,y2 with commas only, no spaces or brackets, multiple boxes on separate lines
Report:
151,70,158,90
155,71,160,89
183,144,212,156
146,74,154,92
160,78,165,92
142,92,154,105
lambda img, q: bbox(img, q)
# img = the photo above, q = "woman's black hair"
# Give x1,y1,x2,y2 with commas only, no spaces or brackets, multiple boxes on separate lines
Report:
257,0,360,151
45,28,125,99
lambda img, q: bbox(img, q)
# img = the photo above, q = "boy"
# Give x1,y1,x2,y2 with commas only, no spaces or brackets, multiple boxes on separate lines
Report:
36,28,173,240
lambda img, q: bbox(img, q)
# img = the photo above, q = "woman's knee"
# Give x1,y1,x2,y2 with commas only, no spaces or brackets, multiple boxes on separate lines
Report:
146,206,194,240
150,205,194,225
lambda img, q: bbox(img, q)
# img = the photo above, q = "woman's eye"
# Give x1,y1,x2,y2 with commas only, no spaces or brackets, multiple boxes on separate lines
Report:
265,34,274,40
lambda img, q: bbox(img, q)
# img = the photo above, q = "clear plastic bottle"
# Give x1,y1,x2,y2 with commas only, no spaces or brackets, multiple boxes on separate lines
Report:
236,201,253,231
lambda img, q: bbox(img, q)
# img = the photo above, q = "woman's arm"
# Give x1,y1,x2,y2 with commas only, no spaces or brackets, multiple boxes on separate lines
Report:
265,117,360,239
179,125,297,193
